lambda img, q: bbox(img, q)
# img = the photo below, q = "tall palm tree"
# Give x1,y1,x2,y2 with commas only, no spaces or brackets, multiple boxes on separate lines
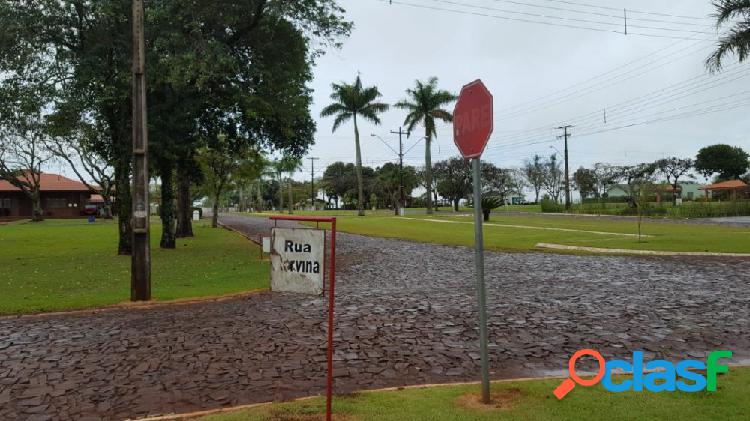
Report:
395,77,456,214
320,76,389,216
707,1,750,71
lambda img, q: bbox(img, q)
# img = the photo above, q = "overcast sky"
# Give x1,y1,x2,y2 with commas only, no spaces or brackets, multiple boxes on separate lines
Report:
293,0,749,183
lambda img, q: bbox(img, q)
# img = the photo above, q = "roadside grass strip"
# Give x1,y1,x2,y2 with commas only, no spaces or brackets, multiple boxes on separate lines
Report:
181,366,750,421
396,217,651,238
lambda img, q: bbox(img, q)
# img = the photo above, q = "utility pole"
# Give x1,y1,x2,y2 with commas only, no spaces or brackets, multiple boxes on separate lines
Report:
390,127,407,214
131,0,151,301
557,125,573,210
309,157,319,210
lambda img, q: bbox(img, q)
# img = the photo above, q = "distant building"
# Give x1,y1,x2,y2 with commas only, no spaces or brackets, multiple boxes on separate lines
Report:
701,179,749,201
0,173,93,219
606,182,706,201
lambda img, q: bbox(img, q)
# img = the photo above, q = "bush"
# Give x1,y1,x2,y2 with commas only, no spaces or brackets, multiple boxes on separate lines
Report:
540,197,564,213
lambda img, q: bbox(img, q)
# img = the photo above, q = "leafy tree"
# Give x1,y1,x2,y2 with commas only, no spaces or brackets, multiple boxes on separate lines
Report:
395,77,456,215
374,163,419,214
320,76,388,216
522,154,545,203
543,154,564,203
617,163,657,207
434,157,472,211
1,0,350,254
695,144,749,181
197,136,261,228
707,1,750,71
573,167,598,201
0,113,53,222
655,157,694,205
593,163,621,198
482,163,521,206
46,135,115,219
322,161,348,209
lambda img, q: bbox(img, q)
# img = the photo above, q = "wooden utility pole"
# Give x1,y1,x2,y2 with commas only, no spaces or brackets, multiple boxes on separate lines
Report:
131,0,151,301
308,157,319,210
557,125,573,211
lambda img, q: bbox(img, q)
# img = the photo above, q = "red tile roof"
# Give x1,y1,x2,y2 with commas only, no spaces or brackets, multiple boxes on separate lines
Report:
0,172,90,192
701,179,748,190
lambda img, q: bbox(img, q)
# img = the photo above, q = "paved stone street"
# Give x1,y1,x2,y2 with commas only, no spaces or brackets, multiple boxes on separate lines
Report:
1,214,749,420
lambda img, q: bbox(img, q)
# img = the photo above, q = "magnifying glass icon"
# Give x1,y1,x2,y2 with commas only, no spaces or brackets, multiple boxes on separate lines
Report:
553,349,606,400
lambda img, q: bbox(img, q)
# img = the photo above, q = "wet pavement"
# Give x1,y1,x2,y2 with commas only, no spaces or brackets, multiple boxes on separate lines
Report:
1,213,748,420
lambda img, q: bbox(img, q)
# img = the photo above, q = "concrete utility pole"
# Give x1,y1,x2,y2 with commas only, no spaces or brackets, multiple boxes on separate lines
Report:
308,157,319,210
557,125,573,210
131,0,151,301
390,127,407,213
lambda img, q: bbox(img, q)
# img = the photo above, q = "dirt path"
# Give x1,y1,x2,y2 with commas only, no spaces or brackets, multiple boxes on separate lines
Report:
1,214,748,420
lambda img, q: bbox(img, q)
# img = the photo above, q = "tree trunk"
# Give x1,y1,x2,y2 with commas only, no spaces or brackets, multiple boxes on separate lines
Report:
256,180,263,212
288,176,293,214
159,161,176,249
483,209,491,222
353,115,365,216
672,181,679,206
277,172,284,211
425,129,433,215
454,198,459,212
175,162,194,238
115,158,132,255
212,197,220,228
31,188,43,222
103,200,113,219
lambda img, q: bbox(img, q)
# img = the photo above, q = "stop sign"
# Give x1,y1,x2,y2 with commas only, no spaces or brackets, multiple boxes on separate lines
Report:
453,80,493,159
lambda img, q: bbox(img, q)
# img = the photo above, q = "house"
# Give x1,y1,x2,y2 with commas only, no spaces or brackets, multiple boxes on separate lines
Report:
700,179,749,201
0,172,93,219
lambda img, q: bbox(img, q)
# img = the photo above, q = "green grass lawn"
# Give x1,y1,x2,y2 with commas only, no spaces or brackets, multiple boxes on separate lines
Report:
247,210,750,254
200,367,750,421
0,219,269,315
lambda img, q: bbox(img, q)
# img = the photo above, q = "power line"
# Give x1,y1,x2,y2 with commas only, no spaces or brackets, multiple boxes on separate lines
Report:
528,0,707,21
479,62,749,146
483,0,713,27
428,0,714,35
380,0,716,40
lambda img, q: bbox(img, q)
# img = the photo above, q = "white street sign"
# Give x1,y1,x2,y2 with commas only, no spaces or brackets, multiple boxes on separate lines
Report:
271,228,325,295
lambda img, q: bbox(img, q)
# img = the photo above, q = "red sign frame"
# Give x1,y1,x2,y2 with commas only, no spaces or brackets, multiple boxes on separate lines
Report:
269,215,337,421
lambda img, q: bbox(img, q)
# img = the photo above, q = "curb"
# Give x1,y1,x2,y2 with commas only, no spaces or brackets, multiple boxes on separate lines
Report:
535,243,750,257
0,289,270,321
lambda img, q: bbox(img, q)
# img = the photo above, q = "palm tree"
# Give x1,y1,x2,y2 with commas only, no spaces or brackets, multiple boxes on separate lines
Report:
320,76,389,216
395,77,456,214
707,1,750,71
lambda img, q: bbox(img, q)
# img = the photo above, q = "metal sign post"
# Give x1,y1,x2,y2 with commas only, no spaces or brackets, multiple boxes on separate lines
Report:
471,157,490,402
268,216,337,421
453,79,494,404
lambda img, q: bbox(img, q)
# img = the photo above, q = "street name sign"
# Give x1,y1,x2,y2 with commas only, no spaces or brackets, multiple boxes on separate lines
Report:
271,228,325,295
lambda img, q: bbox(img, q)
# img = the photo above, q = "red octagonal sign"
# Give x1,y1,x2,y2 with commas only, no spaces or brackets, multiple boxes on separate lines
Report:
453,79,493,160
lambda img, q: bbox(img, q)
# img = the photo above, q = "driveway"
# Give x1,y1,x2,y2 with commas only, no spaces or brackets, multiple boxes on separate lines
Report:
1,213,748,420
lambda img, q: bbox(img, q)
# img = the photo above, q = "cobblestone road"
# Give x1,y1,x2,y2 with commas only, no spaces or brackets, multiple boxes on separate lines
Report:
1,214,748,420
